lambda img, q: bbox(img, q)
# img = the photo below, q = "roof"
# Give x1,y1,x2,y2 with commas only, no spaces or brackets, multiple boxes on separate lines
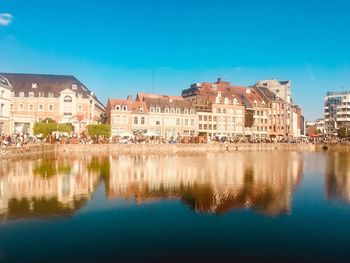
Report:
108,98,147,113
254,86,284,102
136,92,184,101
183,79,268,107
0,73,106,109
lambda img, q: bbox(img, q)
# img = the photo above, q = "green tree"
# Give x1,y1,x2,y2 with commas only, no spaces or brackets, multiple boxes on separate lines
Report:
33,123,74,137
338,127,348,138
87,124,111,137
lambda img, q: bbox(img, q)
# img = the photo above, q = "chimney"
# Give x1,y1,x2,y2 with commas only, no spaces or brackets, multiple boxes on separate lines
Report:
127,95,132,100
217,78,222,83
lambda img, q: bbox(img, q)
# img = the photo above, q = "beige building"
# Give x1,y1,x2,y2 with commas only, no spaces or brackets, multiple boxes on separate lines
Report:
0,73,106,135
0,75,12,135
107,93,198,138
182,79,269,139
255,79,302,137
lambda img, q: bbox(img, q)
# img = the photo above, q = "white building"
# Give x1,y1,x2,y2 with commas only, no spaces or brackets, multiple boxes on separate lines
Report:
324,91,350,136
0,75,12,135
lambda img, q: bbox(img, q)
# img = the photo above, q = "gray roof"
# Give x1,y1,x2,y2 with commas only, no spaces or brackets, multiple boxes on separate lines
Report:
0,73,106,109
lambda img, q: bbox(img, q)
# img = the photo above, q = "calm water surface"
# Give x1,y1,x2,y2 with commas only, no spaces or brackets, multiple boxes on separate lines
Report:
0,151,350,262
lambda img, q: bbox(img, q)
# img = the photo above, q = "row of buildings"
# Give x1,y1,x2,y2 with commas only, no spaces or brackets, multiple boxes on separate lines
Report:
0,73,304,139
107,78,304,139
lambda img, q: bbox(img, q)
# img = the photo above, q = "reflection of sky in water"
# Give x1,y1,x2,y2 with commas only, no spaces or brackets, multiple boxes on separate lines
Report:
0,152,350,262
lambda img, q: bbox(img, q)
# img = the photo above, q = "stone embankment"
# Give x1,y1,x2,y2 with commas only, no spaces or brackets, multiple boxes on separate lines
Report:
0,143,316,160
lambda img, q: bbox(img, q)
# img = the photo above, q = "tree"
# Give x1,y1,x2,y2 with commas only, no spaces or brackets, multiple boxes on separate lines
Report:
338,127,348,138
33,123,74,137
86,124,111,137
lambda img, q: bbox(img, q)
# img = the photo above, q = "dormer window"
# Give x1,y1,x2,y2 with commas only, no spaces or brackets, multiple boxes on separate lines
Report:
38,92,45,98
150,107,155,113
77,93,83,98
224,97,229,105
48,92,54,98
211,84,217,90
72,84,77,90
176,108,180,114
215,96,220,104
156,107,160,113
233,98,238,105
165,107,169,113
140,107,144,113
29,92,34,98
115,105,120,110
184,109,188,114
190,109,194,114
218,91,221,97
170,108,174,114
122,105,127,111
262,101,266,106
32,83,37,89
19,91,25,97
253,100,258,106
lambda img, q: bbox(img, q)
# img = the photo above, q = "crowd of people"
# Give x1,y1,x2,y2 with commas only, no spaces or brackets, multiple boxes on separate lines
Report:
2,132,349,147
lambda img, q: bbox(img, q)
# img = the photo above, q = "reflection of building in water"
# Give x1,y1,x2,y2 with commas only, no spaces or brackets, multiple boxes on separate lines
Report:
0,156,101,220
108,153,303,215
325,152,350,202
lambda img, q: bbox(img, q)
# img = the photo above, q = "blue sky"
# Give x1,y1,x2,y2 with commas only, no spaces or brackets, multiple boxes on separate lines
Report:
1,0,350,120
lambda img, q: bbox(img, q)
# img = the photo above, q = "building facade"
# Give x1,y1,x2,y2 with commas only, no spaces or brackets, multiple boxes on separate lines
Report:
107,93,198,138
324,91,350,136
0,73,106,135
0,75,12,135
255,79,302,137
182,79,270,139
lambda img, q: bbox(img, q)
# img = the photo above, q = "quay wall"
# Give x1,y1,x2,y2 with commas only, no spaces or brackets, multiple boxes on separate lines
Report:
1,143,316,160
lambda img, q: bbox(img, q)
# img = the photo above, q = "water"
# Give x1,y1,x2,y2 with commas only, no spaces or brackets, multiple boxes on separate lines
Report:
0,151,349,262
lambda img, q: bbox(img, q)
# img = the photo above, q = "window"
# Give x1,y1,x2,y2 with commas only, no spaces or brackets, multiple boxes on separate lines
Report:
29,104,34,111
64,96,72,103
10,104,13,110
0,90,4,98
150,107,155,113
38,92,45,98
134,116,138,125
176,118,180,126
185,119,189,126
19,104,24,110
48,105,53,111
64,112,72,116
29,92,34,98
176,108,180,114
140,108,144,113
165,108,169,113
122,105,127,111
39,104,44,111
141,117,145,125
48,92,54,98
78,105,82,111
32,83,37,89
170,108,174,114
72,84,77,90
190,109,194,114
191,119,195,126
184,109,188,114
115,105,120,110
156,120,160,125
77,93,83,98
19,91,25,97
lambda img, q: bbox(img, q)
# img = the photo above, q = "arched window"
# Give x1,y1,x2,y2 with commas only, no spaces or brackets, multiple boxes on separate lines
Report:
122,105,127,111
224,97,229,105
215,96,220,104
64,96,72,103
233,98,238,105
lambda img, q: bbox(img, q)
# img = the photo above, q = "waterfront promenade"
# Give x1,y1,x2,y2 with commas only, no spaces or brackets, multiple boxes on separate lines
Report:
0,142,319,160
